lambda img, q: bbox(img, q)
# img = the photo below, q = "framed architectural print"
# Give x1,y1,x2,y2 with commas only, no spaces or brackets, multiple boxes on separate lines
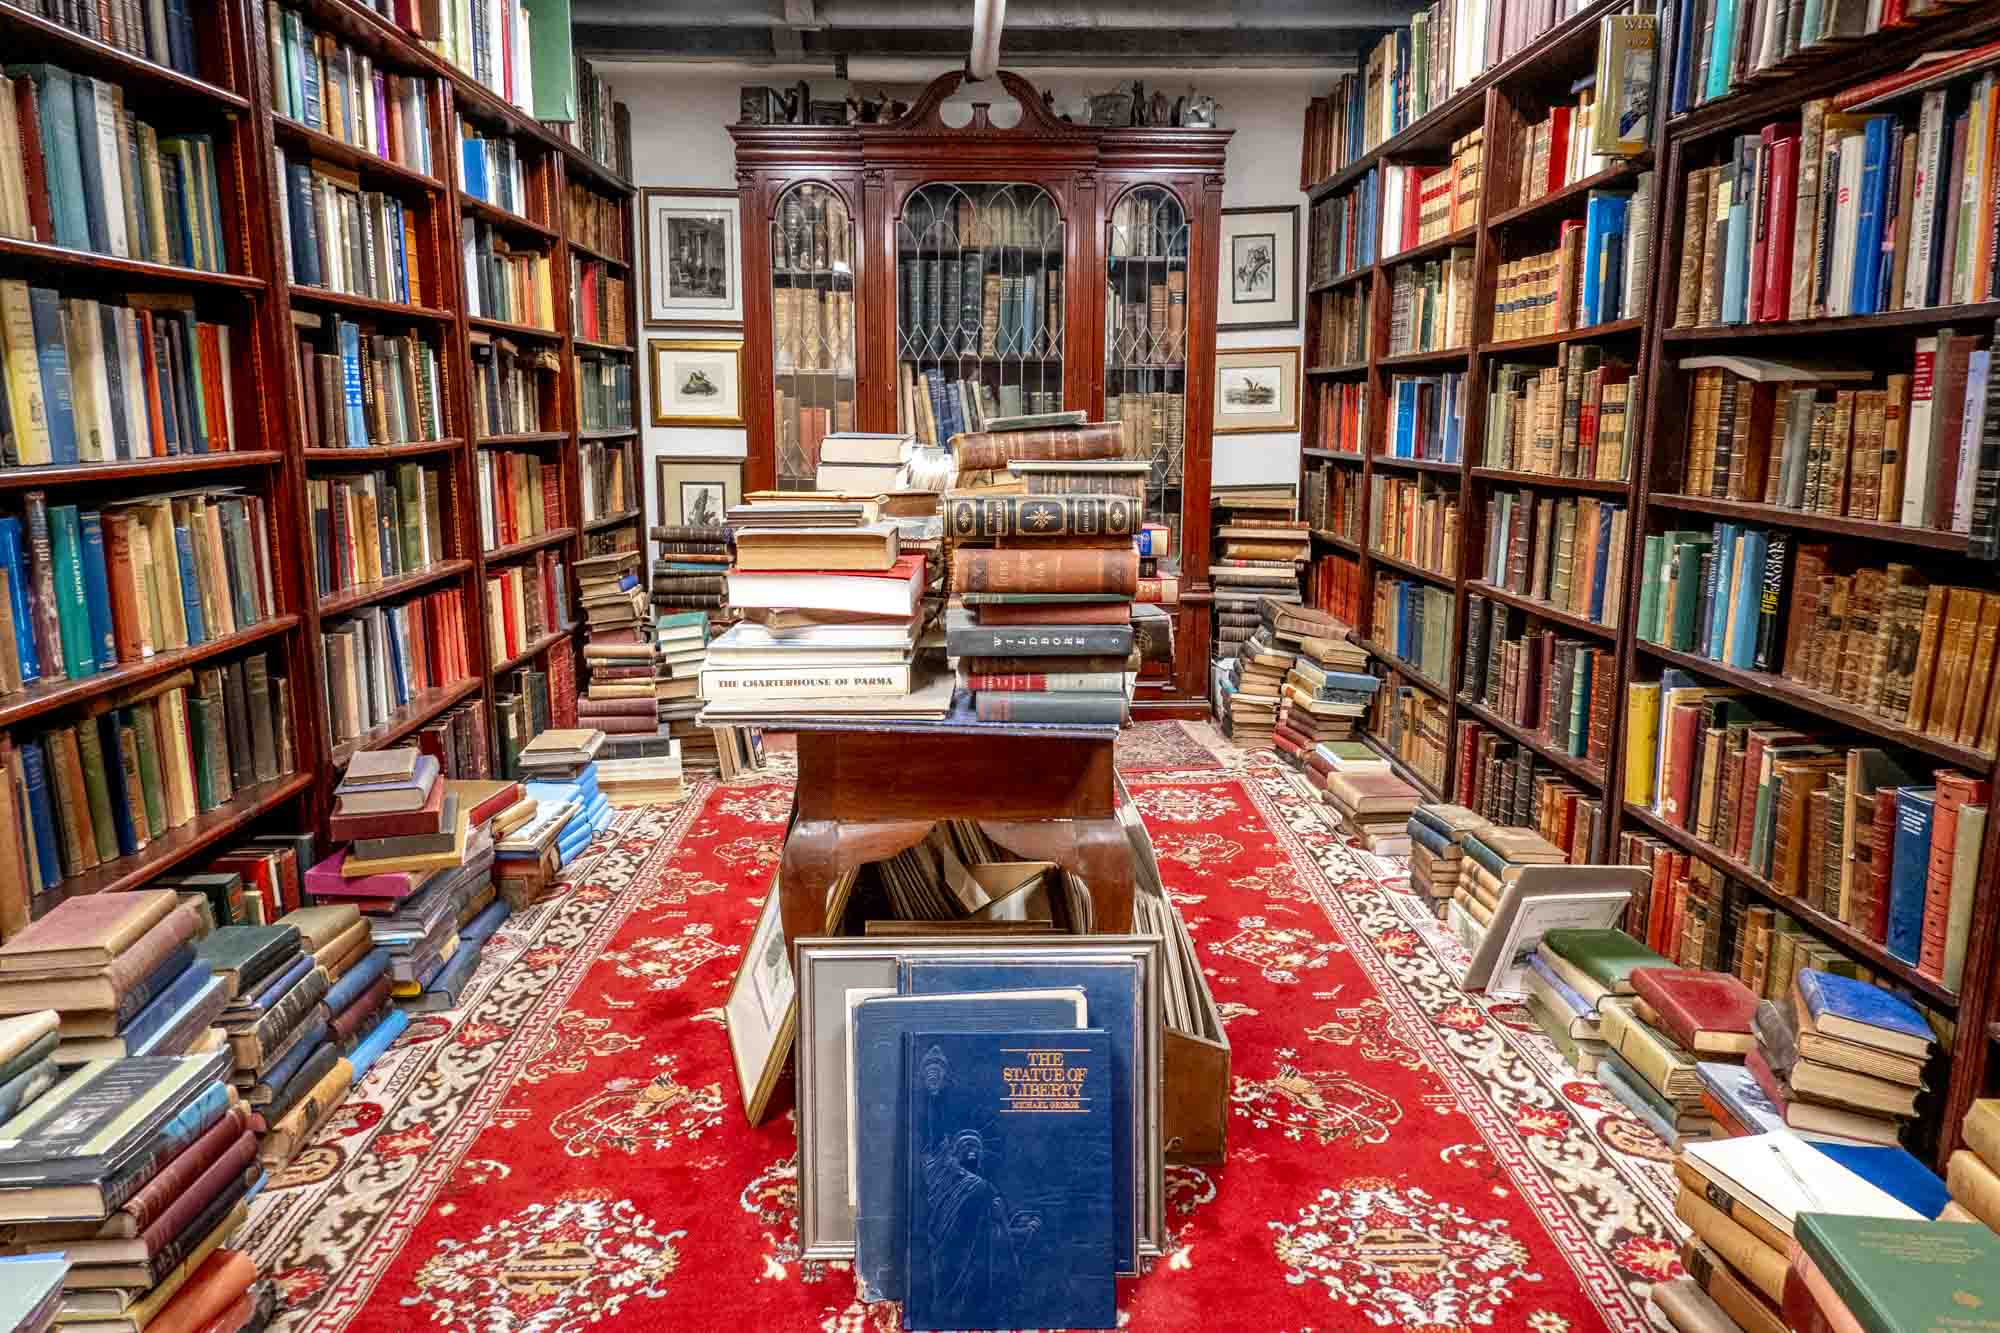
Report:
642,187,743,327
1213,345,1300,434
654,455,742,530
650,338,746,427
1217,205,1299,330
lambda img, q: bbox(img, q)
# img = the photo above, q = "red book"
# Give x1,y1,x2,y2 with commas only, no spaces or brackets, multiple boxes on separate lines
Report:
1918,771,1991,978
1867,788,1900,944
1644,844,1676,954
146,1250,257,1333
12,79,51,244
329,769,446,842
1699,1089,1752,1139
1761,131,1801,322
1630,966,1759,1055
1545,106,1571,195
1664,704,1704,829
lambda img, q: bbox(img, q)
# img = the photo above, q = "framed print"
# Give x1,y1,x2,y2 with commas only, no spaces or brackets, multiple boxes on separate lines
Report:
1459,867,1648,993
650,337,746,427
654,455,742,530
723,869,859,1125
795,935,1165,1265
1213,345,1301,434
642,187,742,328
1218,205,1299,330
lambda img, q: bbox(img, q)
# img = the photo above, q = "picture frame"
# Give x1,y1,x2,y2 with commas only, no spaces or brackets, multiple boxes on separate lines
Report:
1459,867,1649,993
649,337,746,428
1212,345,1301,434
654,455,742,530
794,935,1165,1265
642,188,743,328
1217,205,1299,330
723,868,859,1125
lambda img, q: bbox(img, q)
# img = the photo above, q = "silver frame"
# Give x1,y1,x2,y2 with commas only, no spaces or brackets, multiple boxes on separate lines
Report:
794,934,1166,1266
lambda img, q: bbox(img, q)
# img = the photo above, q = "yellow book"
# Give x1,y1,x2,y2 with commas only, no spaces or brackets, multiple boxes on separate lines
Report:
1625,682,1660,807
1674,1187,1786,1305
1598,999,1702,1101
0,281,50,466
338,804,470,877
1946,1148,2000,1232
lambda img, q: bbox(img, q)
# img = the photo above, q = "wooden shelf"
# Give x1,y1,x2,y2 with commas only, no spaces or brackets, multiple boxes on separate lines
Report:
287,284,455,323
1302,448,1365,463
466,314,562,342
284,0,435,73
1646,493,1975,553
270,116,443,194
1360,733,1446,802
1661,300,2000,342
477,431,568,448
1383,225,1478,267
494,627,573,675
1312,529,1360,554
583,509,643,533
305,439,464,462
1306,362,1370,378
1621,802,1959,1010
1637,640,1994,770
573,337,635,355
1308,264,1373,293
566,238,631,268
0,4,250,112
1356,639,1450,702
0,616,299,732
1370,454,1462,475
1469,466,1631,495
484,528,577,562
1457,694,1606,788
578,426,640,440
29,773,314,919
318,560,471,617
558,143,637,198
1486,161,1651,228
329,678,483,768
1482,318,1646,354
1467,581,1617,642
0,451,284,491
1368,548,1456,589
461,193,559,242
0,237,263,293
1377,346,1471,370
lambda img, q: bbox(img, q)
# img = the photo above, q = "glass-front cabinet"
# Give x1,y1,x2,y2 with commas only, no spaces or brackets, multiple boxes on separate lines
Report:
1105,184,1191,575
769,182,859,490
894,182,1066,447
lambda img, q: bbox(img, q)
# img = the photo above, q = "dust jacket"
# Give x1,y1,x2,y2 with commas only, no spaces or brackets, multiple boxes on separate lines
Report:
900,1029,1115,1332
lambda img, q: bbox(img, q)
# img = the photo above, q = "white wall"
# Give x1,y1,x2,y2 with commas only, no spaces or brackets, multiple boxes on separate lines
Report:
603,63,1322,522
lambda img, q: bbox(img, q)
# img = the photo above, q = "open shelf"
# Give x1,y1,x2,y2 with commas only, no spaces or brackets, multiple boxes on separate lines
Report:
318,560,472,618
1370,455,1462,476
1482,318,1645,354
1469,466,1631,495
1368,548,1456,590
1661,300,2000,342
0,452,284,492
270,116,444,195
1468,581,1617,642
329,678,484,769
0,237,264,293
305,439,465,463
485,528,578,563
287,284,456,323
1486,160,1651,229
1356,639,1450,702
461,193,559,242
493,628,573,675
0,617,299,732
1456,694,1606,789
1646,493,1974,553
584,509,643,533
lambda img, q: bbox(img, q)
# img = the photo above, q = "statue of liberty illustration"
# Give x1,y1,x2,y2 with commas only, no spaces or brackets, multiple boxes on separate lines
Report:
916,1043,1042,1324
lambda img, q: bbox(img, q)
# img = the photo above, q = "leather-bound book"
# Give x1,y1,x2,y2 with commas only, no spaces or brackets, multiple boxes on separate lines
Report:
118,1107,254,1239
330,976,392,1047
257,1057,351,1172
275,905,361,955
951,546,1139,595
1630,967,1758,1055
194,925,300,1001
0,889,178,976
943,494,1139,540
142,1245,257,1333
1919,771,1989,979
1653,1275,1750,1333
0,900,202,1014
953,422,1124,472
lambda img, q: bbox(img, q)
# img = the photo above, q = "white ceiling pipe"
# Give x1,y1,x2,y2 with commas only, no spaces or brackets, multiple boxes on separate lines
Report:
968,0,1006,80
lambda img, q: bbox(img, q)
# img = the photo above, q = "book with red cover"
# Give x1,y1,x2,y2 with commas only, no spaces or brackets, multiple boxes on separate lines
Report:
1630,967,1759,1055
1867,788,1899,944
148,1249,257,1333
119,1107,254,1237
328,777,447,843
1918,771,1990,978
1761,129,1801,322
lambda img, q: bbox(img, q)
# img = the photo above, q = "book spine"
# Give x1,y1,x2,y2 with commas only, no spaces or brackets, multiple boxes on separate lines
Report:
974,690,1127,724
950,548,1140,596
940,495,1142,539
99,1080,232,1213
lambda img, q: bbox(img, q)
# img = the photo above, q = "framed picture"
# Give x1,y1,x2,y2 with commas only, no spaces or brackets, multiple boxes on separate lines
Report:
1217,205,1299,330
1459,867,1649,993
723,870,859,1125
642,188,742,328
650,338,746,427
1212,345,1301,434
654,455,742,530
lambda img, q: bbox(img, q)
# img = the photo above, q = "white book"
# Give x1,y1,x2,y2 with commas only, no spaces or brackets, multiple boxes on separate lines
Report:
1903,336,1940,525
1830,133,1865,317
1957,350,1989,532
62,297,109,463
1680,1133,1922,1237
88,79,129,260
1906,88,1948,310
116,308,147,460
701,664,913,700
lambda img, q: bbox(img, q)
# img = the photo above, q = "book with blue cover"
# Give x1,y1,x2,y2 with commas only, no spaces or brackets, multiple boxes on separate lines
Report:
1796,969,1933,1056
901,957,1145,1273
850,990,1085,1303
349,1007,407,1082
901,1029,1116,1332
1886,787,1935,964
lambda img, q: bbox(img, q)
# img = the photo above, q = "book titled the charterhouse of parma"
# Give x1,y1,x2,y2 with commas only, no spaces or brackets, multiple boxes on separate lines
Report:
900,1029,1115,1332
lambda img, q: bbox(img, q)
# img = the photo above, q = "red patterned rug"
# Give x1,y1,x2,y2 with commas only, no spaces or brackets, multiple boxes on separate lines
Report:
243,723,1682,1332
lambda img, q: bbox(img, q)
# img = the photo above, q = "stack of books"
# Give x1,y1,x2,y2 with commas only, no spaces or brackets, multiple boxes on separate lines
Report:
1324,771,1422,854
1531,930,1689,1140
1949,1098,2000,1231
514,730,615,866
597,743,685,808
1214,610,1292,749
1406,803,1493,912
0,1248,66,1333
575,551,662,739
649,522,731,615
1210,484,1306,652
272,904,395,1075
494,791,575,906
814,433,911,493
1452,827,1571,938
0,1010,58,1126
1596,971,1749,1149
1746,969,1932,1145
1276,618,1378,758
0,1051,264,1332
1296,739,1390,802
652,611,715,767
0,890,222,1068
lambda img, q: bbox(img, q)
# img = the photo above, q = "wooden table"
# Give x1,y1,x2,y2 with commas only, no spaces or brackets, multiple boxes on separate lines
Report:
773,719,1132,951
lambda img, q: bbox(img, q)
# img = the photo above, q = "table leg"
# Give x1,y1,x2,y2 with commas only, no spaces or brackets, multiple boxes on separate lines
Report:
779,817,936,953
978,818,1135,934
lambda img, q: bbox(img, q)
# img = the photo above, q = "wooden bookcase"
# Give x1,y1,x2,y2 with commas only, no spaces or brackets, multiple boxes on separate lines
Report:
1301,0,2000,1165
732,71,1231,716
0,0,640,898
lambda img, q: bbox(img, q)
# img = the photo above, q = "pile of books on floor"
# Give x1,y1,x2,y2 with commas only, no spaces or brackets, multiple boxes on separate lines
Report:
1654,1126,1954,1333
1210,483,1306,654
1324,770,1422,853
598,741,685,808
649,522,731,617
1741,968,1932,1144
1275,608,1378,758
1525,929,1677,1126
703,497,940,722
575,550,663,740
513,729,614,864
1406,803,1492,914
0,1044,270,1333
1452,827,1571,939
653,611,715,768
275,904,400,1073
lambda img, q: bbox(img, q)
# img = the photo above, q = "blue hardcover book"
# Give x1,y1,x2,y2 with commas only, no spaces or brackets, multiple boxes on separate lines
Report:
26,288,77,466
1850,116,1890,316
1597,1049,1691,1148
172,519,205,644
241,953,313,1015
348,1007,408,1082
1405,818,1455,858
17,741,59,893
158,152,190,269
145,974,229,1058
8,68,88,250
111,945,198,1031
117,960,214,1056
901,1028,1116,1332
0,518,40,683
285,160,321,287
94,715,135,858
1723,179,1752,324
96,309,129,461
1885,788,1936,964
1527,951,1593,1018
1590,503,1617,621
338,319,367,448
901,958,1144,1274
1806,1141,1951,1219
459,898,510,948
419,939,480,999
47,505,93,679
1726,529,1765,668
1696,1060,1788,1134
1705,0,1740,103
0,1251,66,1333
1582,196,1608,323
254,1015,328,1095
76,513,116,671
325,949,391,1016
1797,968,1933,1048
68,76,110,255
1705,523,1737,660
851,990,1085,1302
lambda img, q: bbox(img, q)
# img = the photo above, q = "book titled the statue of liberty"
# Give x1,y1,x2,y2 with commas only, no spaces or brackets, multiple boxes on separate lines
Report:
901,1029,1116,1332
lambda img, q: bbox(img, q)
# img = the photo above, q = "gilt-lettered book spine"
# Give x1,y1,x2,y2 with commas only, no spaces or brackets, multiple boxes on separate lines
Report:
942,495,1139,540
952,422,1124,472
950,547,1138,595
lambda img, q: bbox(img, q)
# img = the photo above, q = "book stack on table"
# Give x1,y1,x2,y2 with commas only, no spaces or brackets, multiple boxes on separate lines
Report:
575,551,663,739
1405,803,1493,911
1740,969,1933,1146
0,1049,270,1333
0,892,222,1076
1651,1129,1951,1333
1323,770,1422,854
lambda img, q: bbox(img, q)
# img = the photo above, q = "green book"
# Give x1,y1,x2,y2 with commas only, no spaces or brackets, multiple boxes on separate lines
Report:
1795,1212,2000,1332
1539,929,1670,994
129,701,166,839
185,689,214,811
397,463,423,570
1670,535,1711,652
1637,535,1664,641
72,721,119,864
47,503,94,679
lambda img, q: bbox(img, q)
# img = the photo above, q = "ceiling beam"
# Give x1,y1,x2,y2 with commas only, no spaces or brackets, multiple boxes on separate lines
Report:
572,23,1369,67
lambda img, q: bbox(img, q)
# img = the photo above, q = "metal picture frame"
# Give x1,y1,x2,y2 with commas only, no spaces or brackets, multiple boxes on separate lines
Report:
1217,204,1300,331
